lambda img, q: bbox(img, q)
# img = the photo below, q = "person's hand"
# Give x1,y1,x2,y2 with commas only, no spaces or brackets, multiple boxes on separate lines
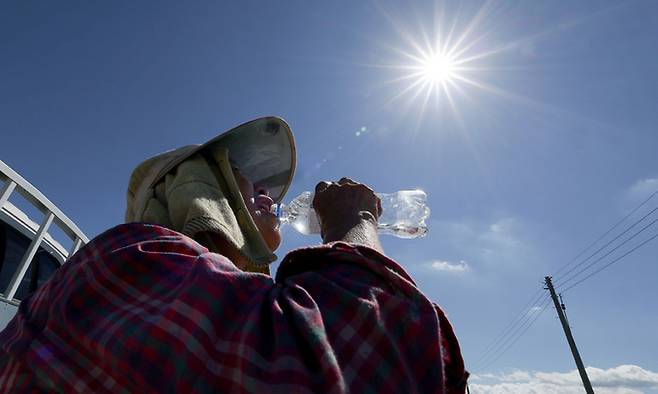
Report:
313,177,381,225
312,177,383,251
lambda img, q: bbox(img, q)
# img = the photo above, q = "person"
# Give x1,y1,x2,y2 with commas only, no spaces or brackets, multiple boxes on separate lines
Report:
0,117,468,393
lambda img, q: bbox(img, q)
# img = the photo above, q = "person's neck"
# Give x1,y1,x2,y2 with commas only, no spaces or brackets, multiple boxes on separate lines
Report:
194,231,250,270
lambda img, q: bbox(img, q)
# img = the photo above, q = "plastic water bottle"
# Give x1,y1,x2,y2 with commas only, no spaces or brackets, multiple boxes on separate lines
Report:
272,190,430,239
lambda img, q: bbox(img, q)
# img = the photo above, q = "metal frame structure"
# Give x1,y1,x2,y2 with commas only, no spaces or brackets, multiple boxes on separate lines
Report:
0,159,88,306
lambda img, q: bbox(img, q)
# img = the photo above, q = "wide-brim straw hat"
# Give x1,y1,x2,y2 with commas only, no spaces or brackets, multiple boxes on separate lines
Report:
148,116,296,203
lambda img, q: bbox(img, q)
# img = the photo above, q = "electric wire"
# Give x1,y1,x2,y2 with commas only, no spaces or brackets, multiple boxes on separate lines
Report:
552,187,658,278
469,288,544,370
474,295,551,373
467,208,655,371
561,231,658,293
554,207,658,283
556,216,658,289
471,293,549,372
477,296,551,372
470,186,658,373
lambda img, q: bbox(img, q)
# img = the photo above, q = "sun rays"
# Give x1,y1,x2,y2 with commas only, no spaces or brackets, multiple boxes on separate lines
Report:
377,1,501,122
373,0,627,125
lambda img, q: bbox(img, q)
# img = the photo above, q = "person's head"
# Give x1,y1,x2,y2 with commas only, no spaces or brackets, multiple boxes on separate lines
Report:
231,165,281,251
125,116,296,274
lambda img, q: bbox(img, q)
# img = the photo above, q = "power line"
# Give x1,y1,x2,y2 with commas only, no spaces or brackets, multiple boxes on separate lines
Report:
562,231,658,293
470,186,658,373
556,217,658,289
474,295,551,373
471,293,549,372
554,207,658,282
552,187,658,278
470,207,656,372
469,287,545,369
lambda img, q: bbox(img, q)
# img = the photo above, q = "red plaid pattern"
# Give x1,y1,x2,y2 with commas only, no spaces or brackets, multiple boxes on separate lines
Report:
0,223,467,393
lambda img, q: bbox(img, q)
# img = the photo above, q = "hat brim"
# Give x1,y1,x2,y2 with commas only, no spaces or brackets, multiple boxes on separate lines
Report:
148,117,296,203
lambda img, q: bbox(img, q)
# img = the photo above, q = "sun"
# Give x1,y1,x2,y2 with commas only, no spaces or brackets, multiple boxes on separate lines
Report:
389,44,468,112
421,52,457,84
378,2,501,117
383,32,479,116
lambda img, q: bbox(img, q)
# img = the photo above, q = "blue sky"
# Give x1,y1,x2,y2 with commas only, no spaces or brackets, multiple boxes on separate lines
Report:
2,1,658,392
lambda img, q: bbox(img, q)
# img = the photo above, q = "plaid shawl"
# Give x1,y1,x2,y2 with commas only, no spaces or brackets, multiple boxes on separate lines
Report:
0,223,468,393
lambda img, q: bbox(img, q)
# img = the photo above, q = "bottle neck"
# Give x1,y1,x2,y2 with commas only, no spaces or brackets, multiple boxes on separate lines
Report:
271,203,288,223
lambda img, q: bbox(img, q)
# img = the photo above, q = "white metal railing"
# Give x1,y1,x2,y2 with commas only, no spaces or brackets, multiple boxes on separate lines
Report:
0,159,88,303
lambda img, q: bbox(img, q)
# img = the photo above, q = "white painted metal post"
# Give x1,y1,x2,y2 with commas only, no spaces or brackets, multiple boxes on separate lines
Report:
5,212,55,300
69,237,83,257
0,180,16,208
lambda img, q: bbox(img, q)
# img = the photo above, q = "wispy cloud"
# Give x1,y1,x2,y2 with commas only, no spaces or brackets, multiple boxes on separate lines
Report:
430,260,470,272
471,364,658,394
401,215,543,280
429,215,536,272
624,177,658,207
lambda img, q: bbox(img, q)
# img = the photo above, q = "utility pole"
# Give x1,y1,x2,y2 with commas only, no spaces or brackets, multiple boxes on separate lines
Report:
544,276,595,394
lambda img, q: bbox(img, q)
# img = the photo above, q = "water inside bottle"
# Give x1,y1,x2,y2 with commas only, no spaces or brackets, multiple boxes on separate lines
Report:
274,189,429,238
377,223,428,238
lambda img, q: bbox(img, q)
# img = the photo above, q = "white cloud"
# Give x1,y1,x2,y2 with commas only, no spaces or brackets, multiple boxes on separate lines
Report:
471,364,658,394
429,216,534,271
430,260,470,272
625,177,658,206
503,370,532,382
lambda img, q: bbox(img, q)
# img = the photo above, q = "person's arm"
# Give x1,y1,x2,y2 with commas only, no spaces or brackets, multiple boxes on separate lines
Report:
312,177,383,252
311,178,468,392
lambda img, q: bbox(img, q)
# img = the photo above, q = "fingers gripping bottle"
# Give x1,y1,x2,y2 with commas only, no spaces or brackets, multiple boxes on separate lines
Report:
271,190,430,239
